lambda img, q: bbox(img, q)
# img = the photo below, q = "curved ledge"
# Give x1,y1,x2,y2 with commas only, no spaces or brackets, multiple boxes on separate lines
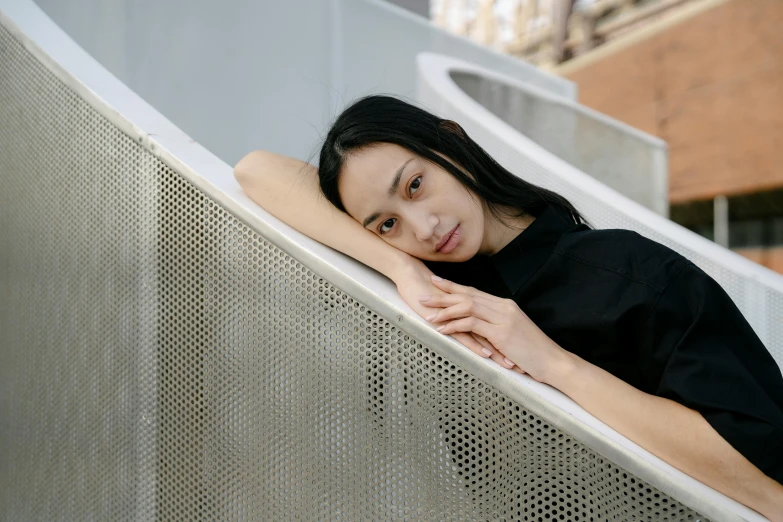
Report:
446,63,668,216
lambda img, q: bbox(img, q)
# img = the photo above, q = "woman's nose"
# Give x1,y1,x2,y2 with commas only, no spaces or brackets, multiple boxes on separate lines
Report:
412,214,438,242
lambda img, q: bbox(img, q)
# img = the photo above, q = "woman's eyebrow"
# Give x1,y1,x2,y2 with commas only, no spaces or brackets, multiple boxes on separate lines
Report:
387,158,414,196
363,212,380,228
362,158,414,228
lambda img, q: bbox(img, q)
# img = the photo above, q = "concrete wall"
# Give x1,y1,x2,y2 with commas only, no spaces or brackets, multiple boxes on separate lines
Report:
450,69,668,216
386,0,429,18
33,0,574,167
33,0,332,165
560,0,783,204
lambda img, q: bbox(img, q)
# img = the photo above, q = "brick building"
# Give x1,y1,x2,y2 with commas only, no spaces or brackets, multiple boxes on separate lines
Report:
557,0,783,272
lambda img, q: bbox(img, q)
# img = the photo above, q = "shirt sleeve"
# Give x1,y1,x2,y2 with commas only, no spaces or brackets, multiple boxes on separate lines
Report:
647,261,783,483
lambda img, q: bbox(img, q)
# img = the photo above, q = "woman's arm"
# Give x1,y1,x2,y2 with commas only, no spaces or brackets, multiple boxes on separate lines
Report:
552,353,783,521
234,151,517,369
423,276,783,521
233,151,445,319
234,151,412,281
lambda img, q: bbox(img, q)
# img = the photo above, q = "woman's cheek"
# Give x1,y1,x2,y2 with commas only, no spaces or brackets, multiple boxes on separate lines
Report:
390,237,421,258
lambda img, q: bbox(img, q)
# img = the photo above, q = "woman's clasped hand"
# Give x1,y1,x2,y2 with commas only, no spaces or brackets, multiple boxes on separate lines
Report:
419,274,572,384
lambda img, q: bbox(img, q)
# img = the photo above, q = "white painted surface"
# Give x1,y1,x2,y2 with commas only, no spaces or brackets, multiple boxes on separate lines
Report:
431,53,669,215
31,0,575,166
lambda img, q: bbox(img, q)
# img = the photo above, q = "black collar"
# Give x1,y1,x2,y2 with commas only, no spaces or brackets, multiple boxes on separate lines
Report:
489,206,582,295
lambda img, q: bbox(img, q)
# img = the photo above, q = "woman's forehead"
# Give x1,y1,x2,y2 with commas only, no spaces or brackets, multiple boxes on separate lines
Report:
343,143,412,177
339,144,416,213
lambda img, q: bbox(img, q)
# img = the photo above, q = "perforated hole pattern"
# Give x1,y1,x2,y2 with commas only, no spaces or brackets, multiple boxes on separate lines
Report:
0,21,708,521
419,76,783,369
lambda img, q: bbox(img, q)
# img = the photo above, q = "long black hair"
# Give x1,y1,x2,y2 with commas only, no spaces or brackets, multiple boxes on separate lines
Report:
318,95,588,228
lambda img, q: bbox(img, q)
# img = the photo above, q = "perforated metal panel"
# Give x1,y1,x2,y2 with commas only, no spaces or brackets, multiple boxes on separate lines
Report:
0,18,160,520
0,14,713,522
419,61,783,371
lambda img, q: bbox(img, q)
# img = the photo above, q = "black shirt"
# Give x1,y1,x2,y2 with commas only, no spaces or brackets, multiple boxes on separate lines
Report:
426,205,783,483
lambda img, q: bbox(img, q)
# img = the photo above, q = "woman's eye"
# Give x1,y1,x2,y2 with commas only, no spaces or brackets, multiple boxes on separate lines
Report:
379,218,396,235
409,176,421,196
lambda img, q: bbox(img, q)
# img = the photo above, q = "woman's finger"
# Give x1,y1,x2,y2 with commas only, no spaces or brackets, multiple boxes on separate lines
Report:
420,292,497,307
469,332,495,356
439,318,516,370
430,275,505,303
420,292,500,311
438,315,494,338
454,332,514,369
470,332,492,350
469,333,516,370
419,293,465,308
451,332,494,360
449,333,514,369
427,298,506,325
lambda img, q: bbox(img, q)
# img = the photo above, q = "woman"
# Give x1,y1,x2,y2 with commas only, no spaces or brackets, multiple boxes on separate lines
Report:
235,95,783,519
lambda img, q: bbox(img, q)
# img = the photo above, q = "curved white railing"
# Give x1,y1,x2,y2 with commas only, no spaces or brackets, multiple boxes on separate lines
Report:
0,1,773,520
417,52,783,371
442,55,668,216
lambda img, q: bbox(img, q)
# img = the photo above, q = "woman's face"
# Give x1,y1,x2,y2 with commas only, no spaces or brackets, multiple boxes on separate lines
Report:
338,143,488,262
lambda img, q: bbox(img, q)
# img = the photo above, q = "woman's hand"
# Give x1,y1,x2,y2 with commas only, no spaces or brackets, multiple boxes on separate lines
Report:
389,256,441,319
390,258,524,373
420,275,572,384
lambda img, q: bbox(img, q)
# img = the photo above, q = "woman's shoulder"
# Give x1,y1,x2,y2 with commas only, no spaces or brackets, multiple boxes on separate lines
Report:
555,227,691,292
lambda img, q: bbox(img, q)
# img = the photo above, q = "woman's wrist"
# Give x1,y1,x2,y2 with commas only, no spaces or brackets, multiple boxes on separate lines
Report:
541,347,582,390
386,250,427,283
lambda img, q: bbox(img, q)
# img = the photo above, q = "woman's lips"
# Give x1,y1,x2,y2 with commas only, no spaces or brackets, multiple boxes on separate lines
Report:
437,225,461,254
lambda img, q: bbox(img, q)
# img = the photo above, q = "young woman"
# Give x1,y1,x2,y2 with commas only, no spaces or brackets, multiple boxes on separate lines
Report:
235,95,783,519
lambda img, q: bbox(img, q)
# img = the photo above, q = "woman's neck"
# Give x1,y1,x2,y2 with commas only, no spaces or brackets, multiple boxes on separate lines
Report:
479,209,536,256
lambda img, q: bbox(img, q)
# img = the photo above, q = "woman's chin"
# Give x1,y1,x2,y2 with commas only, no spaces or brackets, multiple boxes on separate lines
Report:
445,252,475,263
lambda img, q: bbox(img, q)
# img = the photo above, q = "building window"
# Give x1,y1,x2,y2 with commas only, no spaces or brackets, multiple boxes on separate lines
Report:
671,187,783,248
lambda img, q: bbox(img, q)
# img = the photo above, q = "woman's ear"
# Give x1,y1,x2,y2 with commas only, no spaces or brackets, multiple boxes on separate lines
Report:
439,120,466,140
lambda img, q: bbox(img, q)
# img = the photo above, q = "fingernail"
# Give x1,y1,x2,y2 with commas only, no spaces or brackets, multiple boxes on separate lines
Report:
431,275,443,282
481,348,492,357
425,314,437,321
418,295,430,302
504,357,514,367
436,325,445,332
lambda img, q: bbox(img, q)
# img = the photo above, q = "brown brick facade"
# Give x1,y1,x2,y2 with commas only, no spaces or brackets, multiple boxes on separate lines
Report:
735,247,783,274
562,0,783,204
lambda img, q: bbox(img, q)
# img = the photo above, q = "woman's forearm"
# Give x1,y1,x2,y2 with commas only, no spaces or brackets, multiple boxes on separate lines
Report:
234,151,413,281
548,351,783,520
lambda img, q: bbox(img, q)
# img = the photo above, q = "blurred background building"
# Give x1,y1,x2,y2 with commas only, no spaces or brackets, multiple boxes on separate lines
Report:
389,0,432,16
431,0,783,274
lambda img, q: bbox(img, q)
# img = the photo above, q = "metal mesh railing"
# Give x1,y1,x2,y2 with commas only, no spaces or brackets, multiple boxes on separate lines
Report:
0,18,160,520
0,7,752,521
